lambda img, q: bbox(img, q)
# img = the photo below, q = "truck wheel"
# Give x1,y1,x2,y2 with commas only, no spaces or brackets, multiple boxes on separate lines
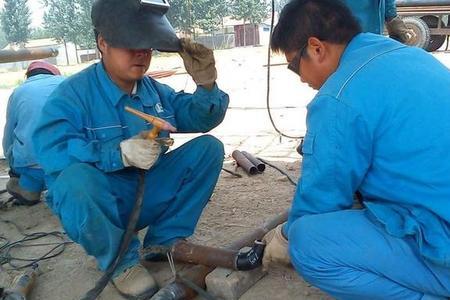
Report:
421,15,446,52
402,16,431,50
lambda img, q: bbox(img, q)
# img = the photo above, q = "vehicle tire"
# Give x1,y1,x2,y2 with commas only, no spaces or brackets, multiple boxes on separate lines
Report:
402,16,431,50
421,15,446,52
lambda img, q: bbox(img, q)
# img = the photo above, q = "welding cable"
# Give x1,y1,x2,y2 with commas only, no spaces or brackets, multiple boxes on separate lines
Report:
0,218,72,271
266,0,303,140
81,170,146,300
256,157,297,186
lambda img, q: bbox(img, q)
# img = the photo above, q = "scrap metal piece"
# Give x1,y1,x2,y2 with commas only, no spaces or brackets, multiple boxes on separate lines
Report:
0,48,58,64
241,151,266,173
232,150,258,175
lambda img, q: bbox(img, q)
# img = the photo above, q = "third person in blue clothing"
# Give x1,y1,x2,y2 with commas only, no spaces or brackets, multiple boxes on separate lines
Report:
3,61,64,205
32,0,229,297
341,0,414,43
262,0,450,299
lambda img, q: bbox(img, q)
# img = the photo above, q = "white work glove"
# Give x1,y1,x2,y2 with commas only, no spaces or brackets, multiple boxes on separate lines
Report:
120,133,161,170
386,16,416,44
179,38,217,86
262,224,290,271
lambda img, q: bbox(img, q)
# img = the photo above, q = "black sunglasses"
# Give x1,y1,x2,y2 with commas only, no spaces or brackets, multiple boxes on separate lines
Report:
287,43,307,75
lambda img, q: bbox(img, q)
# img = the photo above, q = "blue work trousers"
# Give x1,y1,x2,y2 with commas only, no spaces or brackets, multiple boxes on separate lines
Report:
13,167,46,192
288,210,450,300
46,135,224,273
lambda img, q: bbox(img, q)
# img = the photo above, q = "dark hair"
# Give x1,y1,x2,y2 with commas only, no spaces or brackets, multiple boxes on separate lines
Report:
271,0,361,53
26,68,54,78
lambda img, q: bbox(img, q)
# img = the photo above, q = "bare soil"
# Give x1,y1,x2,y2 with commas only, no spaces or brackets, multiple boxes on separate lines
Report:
0,157,330,300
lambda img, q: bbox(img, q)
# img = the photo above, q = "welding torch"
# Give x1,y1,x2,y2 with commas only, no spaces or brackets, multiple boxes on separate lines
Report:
124,106,176,146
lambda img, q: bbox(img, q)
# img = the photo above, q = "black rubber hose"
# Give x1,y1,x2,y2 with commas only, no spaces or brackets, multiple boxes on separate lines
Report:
81,170,146,300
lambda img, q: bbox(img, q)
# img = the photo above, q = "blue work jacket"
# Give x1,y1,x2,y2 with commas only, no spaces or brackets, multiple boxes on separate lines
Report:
342,0,397,34
3,74,65,167
287,33,450,267
32,62,229,185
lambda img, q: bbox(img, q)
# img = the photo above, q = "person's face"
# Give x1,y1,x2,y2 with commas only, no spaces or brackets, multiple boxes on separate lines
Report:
285,37,341,90
98,35,152,91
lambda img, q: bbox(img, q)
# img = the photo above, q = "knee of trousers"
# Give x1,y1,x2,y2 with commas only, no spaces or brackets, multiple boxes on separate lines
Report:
192,134,225,163
288,216,332,284
48,163,107,210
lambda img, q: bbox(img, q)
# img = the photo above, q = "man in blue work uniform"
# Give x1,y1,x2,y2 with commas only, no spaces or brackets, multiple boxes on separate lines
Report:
3,61,64,205
262,0,450,299
342,0,414,43
33,0,229,297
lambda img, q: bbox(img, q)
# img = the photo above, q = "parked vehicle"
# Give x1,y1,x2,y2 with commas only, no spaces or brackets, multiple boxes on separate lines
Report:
397,0,450,51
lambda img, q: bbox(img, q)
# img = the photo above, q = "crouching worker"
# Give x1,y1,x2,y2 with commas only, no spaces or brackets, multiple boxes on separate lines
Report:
262,0,450,299
3,61,64,205
32,0,229,297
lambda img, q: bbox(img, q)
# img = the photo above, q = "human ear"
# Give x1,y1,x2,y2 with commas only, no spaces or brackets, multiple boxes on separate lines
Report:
307,37,326,63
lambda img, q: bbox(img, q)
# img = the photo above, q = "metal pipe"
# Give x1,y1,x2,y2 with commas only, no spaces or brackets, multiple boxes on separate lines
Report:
241,151,266,173
0,47,59,64
232,150,258,175
150,209,289,300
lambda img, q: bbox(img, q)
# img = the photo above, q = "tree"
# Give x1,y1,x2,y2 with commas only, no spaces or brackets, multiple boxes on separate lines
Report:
0,23,8,48
75,0,96,50
231,0,269,46
167,0,194,35
193,0,228,34
30,27,52,40
275,0,289,13
0,0,31,46
43,0,79,64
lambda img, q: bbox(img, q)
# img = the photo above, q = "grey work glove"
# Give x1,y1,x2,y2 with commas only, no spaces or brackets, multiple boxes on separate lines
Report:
120,133,161,170
262,224,291,271
179,38,217,86
386,16,416,44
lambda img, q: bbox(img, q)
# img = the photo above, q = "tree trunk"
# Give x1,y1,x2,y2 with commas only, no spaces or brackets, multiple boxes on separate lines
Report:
63,40,69,65
243,20,246,47
75,45,79,64
211,32,216,49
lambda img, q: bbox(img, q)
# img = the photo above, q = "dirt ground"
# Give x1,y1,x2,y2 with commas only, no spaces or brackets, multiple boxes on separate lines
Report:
0,157,330,300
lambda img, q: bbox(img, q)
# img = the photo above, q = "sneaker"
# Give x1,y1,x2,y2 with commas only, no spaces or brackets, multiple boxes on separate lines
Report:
6,178,41,206
112,264,158,297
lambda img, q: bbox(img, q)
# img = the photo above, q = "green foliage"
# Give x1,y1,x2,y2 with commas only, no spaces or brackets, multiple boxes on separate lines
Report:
42,0,95,49
30,27,52,39
0,0,31,45
167,0,230,34
166,0,194,34
275,0,290,13
75,0,96,49
42,0,78,44
230,0,269,24
0,23,8,48
193,0,229,33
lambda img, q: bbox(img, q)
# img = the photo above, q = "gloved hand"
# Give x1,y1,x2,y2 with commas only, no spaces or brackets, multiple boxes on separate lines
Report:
262,224,290,271
386,16,416,44
120,133,161,170
179,38,217,86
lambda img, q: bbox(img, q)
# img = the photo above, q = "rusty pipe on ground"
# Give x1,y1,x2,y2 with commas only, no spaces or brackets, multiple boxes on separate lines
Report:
144,240,265,271
0,47,58,64
149,209,289,300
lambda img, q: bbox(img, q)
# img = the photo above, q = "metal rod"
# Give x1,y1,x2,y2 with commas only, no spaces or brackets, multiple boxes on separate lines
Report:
0,47,59,64
150,209,289,300
232,150,258,175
